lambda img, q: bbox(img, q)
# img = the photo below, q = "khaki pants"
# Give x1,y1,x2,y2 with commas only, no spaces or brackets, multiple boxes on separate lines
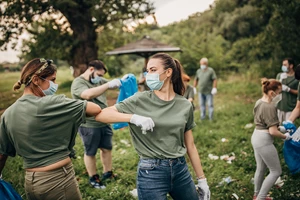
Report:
25,162,82,200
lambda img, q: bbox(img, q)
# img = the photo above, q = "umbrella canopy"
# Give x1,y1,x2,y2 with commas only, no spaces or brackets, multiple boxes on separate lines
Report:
106,35,181,66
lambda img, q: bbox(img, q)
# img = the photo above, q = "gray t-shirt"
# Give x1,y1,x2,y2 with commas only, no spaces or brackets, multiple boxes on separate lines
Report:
115,91,195,159
71,76,108,128
195,67,217,94
0,94,86,168
253,99,279,130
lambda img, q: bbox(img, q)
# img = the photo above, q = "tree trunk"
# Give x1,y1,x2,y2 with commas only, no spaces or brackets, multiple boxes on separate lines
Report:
59,4,98,77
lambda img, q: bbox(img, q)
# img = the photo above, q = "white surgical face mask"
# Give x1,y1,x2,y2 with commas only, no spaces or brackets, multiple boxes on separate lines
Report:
271,92,282,106
281,65,288,72
39,78,58,96
90,72,102,84
200,65,207,70
146,70,167,91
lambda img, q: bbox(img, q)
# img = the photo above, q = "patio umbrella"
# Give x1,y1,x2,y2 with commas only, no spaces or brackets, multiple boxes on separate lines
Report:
106,35,182,67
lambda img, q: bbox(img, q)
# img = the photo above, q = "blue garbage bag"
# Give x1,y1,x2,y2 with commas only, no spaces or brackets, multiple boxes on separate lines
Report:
282,122,300,174
0,179,22,200
112,74,138,130
283,140,300,174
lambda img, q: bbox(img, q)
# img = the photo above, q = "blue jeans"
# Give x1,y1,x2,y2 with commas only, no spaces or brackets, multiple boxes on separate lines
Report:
199,93,214,120
137,157,198,200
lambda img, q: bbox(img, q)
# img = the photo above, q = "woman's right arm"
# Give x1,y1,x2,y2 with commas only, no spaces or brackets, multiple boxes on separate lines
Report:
95,106,132,123
269,125,288,139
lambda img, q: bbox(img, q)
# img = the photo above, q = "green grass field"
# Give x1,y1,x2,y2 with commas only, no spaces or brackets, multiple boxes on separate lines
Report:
0,68,300,200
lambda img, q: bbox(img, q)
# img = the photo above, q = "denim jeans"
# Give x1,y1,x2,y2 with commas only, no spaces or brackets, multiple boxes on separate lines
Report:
199,93,214,120
137,157,198,200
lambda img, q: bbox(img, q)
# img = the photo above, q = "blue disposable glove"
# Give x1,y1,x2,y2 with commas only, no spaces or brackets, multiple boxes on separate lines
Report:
283,120,297,134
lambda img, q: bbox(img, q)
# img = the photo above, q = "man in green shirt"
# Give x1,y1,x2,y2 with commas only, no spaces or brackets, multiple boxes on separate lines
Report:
193,57,217,120
276,58,298,123
71,60,121,189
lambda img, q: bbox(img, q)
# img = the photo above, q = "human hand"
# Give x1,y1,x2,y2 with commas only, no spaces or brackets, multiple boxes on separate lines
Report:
280,72,287,80
278,126,286,133
130,114,155,134
196,178,210,200
282,84,290,92
292,127,300,142
211,88,217,95
193,87,197,95
283,120,297,134
284,133,292,141
108,79,121,89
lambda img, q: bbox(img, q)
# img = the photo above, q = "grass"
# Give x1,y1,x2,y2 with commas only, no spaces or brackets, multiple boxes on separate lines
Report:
1,68,300,200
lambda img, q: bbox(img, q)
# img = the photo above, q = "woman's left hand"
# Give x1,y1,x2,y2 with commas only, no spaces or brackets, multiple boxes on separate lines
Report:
196,178,210,200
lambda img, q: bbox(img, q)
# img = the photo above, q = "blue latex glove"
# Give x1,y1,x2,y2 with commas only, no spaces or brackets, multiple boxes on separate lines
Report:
283,121,297,135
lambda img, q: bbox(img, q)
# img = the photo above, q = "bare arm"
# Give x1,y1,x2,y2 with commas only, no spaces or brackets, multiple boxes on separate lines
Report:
95,106,133,124
86,102,102,117
213,79,217,88
184,130,206,179
81,83,109,100
0,154,8,175
288,100,300,122
269,125,287,139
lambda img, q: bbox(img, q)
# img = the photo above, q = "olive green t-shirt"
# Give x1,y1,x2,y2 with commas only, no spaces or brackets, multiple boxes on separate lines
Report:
253,99,279,130
184,85,195,110
0,94,87,169
115,91,196,159
276,73,299,112
195,67,217,94
71,76,108,128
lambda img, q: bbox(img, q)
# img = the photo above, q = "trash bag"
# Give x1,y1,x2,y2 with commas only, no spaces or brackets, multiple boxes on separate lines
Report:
283,140,300,174
0,179,22,200
112,74,138,130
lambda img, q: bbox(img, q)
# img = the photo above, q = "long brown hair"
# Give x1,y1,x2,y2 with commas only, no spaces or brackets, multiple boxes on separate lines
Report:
13,58,57,91
261,78,281,94
150,53,185,95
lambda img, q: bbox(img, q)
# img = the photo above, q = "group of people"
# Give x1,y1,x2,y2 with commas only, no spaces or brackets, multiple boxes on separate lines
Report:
0,53,211,200
252,58,300,200
2,53,298,200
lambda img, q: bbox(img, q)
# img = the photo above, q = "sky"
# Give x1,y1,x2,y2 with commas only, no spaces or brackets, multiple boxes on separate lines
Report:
0,0,215,63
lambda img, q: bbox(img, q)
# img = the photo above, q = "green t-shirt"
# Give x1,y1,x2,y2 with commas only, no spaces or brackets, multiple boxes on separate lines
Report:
195,67,217,94
71,76,108,128
253,99,279,130
0,94,87,169
276,73,299,112
184,85,195,110
115,91,196,159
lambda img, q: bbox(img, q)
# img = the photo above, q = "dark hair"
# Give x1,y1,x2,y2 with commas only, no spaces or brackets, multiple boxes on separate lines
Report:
88,60,107,74
261,78,281,94
150,53,185,95
295,64,300,80
13,58,57,91
283,58,295,69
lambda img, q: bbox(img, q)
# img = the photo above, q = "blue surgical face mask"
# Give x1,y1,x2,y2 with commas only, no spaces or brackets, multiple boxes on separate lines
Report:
90,72,102,84
281,65,288,72
200,65,207,70
146,70,167,90
39,78,58,96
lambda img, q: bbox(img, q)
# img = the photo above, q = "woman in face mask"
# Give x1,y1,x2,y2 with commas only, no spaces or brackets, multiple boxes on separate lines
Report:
95,53,210,200
0,58,103,200
252,78,292,200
